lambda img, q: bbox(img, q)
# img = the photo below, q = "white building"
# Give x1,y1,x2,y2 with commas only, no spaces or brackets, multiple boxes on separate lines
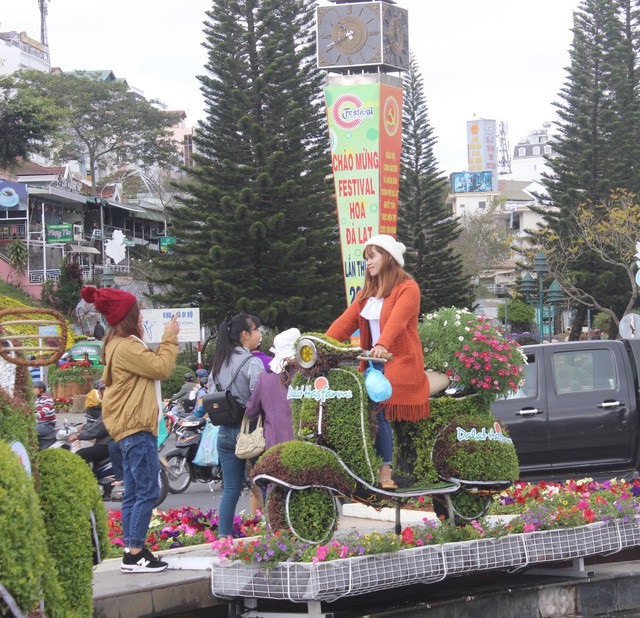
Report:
0,30,50,74
504,126,555,182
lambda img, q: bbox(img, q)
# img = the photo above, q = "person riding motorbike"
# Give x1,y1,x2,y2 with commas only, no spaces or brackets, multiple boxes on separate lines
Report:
34,380,56,448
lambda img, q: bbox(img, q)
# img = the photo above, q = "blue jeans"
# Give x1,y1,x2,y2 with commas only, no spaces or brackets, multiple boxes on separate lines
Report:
375,408,393,465
118,432,159,549
217,424,246,537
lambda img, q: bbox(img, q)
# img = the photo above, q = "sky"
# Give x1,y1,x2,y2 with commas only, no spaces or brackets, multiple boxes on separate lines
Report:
4,0,579,174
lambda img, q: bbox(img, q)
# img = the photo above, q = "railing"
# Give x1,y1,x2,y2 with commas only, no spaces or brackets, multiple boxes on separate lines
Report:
0,223,27,240
29,270,61,284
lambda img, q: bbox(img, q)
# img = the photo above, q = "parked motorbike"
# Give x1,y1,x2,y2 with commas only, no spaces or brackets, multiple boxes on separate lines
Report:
38,420,79,451
163,415,222,494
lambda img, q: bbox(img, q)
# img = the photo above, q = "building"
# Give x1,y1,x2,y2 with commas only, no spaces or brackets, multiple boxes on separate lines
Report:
506,125,555,182
0,30,50,74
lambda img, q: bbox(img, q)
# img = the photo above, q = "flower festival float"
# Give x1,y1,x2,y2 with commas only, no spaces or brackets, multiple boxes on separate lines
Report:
210,308,640,605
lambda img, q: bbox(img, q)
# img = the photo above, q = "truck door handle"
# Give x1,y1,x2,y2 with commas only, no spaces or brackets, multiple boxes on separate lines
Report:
516,408,542,416
597,401,622,409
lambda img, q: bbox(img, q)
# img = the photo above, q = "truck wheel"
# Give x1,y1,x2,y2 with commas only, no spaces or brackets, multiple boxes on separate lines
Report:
165,454,191,494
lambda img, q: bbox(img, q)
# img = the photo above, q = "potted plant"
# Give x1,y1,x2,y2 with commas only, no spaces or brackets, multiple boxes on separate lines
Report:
48,362,102,399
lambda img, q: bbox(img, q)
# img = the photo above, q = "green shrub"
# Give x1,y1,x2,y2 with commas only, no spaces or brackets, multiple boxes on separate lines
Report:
0,440,50,615
36,449,109,618
161,364,193,399
0,374,38,461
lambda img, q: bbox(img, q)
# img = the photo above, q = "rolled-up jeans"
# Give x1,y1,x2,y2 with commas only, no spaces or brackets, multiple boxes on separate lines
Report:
118,431,159,549
217,424,246,537
370,361,393,465
375,408,393,465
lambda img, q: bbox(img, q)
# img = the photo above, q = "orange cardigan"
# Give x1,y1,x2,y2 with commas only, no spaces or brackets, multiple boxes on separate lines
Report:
326,279,430,421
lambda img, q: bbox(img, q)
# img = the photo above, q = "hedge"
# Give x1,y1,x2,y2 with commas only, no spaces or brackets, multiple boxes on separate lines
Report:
36,449,109,618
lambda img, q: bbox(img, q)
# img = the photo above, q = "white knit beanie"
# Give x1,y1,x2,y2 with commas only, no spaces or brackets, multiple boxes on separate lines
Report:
363,234,406,267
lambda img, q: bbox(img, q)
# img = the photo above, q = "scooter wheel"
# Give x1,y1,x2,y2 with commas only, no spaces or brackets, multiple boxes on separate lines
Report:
155,468,169,507
165,455,191,494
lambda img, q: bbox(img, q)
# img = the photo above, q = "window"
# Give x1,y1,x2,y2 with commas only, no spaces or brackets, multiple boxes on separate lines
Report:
533,146,540,156
552,349,618,394
478,201,486,210
504,354,537,399
518,148,526,157
544,145,552,155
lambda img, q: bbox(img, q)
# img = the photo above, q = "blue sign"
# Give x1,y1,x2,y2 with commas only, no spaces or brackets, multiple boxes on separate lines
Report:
0,180,28,211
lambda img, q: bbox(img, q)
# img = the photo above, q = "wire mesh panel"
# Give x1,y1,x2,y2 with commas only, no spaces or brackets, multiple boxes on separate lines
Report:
474,535,528,571
524,521,621,563
613,519,640,550
441,540,480,574
211,518,640,603
212,562,313,601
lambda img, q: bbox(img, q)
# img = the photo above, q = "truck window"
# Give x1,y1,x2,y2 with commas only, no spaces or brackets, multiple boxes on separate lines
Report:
502,353,536,399
552,349,618,394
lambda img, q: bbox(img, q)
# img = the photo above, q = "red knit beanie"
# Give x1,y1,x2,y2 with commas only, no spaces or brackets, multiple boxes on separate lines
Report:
81,286,137,326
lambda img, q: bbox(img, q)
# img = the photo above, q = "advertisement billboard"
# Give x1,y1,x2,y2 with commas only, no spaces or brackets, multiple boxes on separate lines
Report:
450,171,494,193
467,118,497,173
0,180,28,211
46,224,74,243
140,308,200,344
324,76,403,305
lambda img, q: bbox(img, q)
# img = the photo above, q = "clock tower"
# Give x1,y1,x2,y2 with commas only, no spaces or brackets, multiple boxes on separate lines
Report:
317,1,409,304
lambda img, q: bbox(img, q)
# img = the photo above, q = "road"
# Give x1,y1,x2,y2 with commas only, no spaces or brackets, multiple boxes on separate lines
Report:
57,411,253,514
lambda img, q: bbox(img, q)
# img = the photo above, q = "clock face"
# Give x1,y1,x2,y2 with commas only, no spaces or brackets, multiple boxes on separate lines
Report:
382,5,409,70
317,2,382,69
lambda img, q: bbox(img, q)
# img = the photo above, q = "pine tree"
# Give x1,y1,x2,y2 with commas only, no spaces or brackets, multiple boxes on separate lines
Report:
149,0,343,331
534,0,640,332
399,54,473,312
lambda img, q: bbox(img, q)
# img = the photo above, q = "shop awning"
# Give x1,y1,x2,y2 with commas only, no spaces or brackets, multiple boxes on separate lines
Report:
67,245,100,254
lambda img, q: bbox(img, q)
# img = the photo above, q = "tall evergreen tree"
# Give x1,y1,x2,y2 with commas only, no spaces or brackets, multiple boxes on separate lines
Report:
149,0,343,331
399,54,473,312
533,0,640,333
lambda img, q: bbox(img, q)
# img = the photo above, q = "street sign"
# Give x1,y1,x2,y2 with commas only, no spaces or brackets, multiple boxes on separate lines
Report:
140,308,200,344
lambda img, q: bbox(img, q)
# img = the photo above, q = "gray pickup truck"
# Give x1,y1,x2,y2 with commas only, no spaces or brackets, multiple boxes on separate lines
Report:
491,339,640,482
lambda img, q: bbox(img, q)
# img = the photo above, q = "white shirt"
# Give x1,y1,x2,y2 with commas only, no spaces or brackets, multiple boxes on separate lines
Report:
360,297,384,345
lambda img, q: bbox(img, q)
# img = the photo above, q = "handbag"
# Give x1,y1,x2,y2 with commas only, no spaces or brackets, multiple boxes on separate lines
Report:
202,356,251,426
235,414,266,459
364,360,393,402
193,421,219,466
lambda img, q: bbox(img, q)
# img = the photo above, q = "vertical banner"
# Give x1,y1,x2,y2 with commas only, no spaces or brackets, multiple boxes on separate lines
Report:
325,75,403,305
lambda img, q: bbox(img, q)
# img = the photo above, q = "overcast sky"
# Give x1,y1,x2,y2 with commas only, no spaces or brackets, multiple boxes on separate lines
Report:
4,0,578,173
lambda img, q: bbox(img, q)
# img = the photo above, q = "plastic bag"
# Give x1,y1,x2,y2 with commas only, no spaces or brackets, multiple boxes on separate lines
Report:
193,420,219,466
364,360,392,402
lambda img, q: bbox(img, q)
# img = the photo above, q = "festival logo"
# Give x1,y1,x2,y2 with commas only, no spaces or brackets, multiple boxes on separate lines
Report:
383,95,400,137
332,94,374,131
455,421,513,445
287,376,353,402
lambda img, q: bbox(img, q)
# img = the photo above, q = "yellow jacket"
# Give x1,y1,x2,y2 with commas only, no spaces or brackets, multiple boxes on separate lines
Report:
101,333,178,442
84,388,102,410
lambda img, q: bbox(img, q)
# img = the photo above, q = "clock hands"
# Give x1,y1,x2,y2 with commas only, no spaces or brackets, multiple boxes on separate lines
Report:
327,27,354,51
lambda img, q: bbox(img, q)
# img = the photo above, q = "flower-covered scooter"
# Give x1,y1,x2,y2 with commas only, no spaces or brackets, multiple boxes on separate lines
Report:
253,332,519,544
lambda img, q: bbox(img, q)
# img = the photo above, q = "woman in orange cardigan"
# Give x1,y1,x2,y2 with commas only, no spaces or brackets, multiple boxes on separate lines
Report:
326,234,430,490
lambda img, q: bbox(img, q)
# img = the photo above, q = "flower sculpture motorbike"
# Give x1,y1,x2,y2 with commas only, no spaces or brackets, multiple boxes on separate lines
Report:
253,323,521,545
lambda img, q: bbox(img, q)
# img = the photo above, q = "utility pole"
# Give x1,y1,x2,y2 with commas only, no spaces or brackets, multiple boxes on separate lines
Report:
38,0,50,47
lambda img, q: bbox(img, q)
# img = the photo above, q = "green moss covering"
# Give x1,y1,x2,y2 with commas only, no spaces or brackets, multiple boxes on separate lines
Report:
290,366,381,485
395,396,519,486
36,449,109,618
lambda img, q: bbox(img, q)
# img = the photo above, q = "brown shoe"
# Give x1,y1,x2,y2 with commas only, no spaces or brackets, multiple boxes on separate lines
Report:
379,464,397,490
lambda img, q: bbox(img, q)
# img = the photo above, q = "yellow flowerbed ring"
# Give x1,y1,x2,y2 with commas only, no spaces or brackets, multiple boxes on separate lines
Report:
0,308,68,366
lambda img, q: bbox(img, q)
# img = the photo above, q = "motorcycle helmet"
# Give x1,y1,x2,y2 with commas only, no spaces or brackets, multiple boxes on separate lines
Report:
94,379,106,390
195,368,208,379
199,376,208,387
184,373,194,382
33,380,47,391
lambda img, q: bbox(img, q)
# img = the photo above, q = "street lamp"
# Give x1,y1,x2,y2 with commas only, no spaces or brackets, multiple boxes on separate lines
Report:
533,251,549,343
545,279,564,342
